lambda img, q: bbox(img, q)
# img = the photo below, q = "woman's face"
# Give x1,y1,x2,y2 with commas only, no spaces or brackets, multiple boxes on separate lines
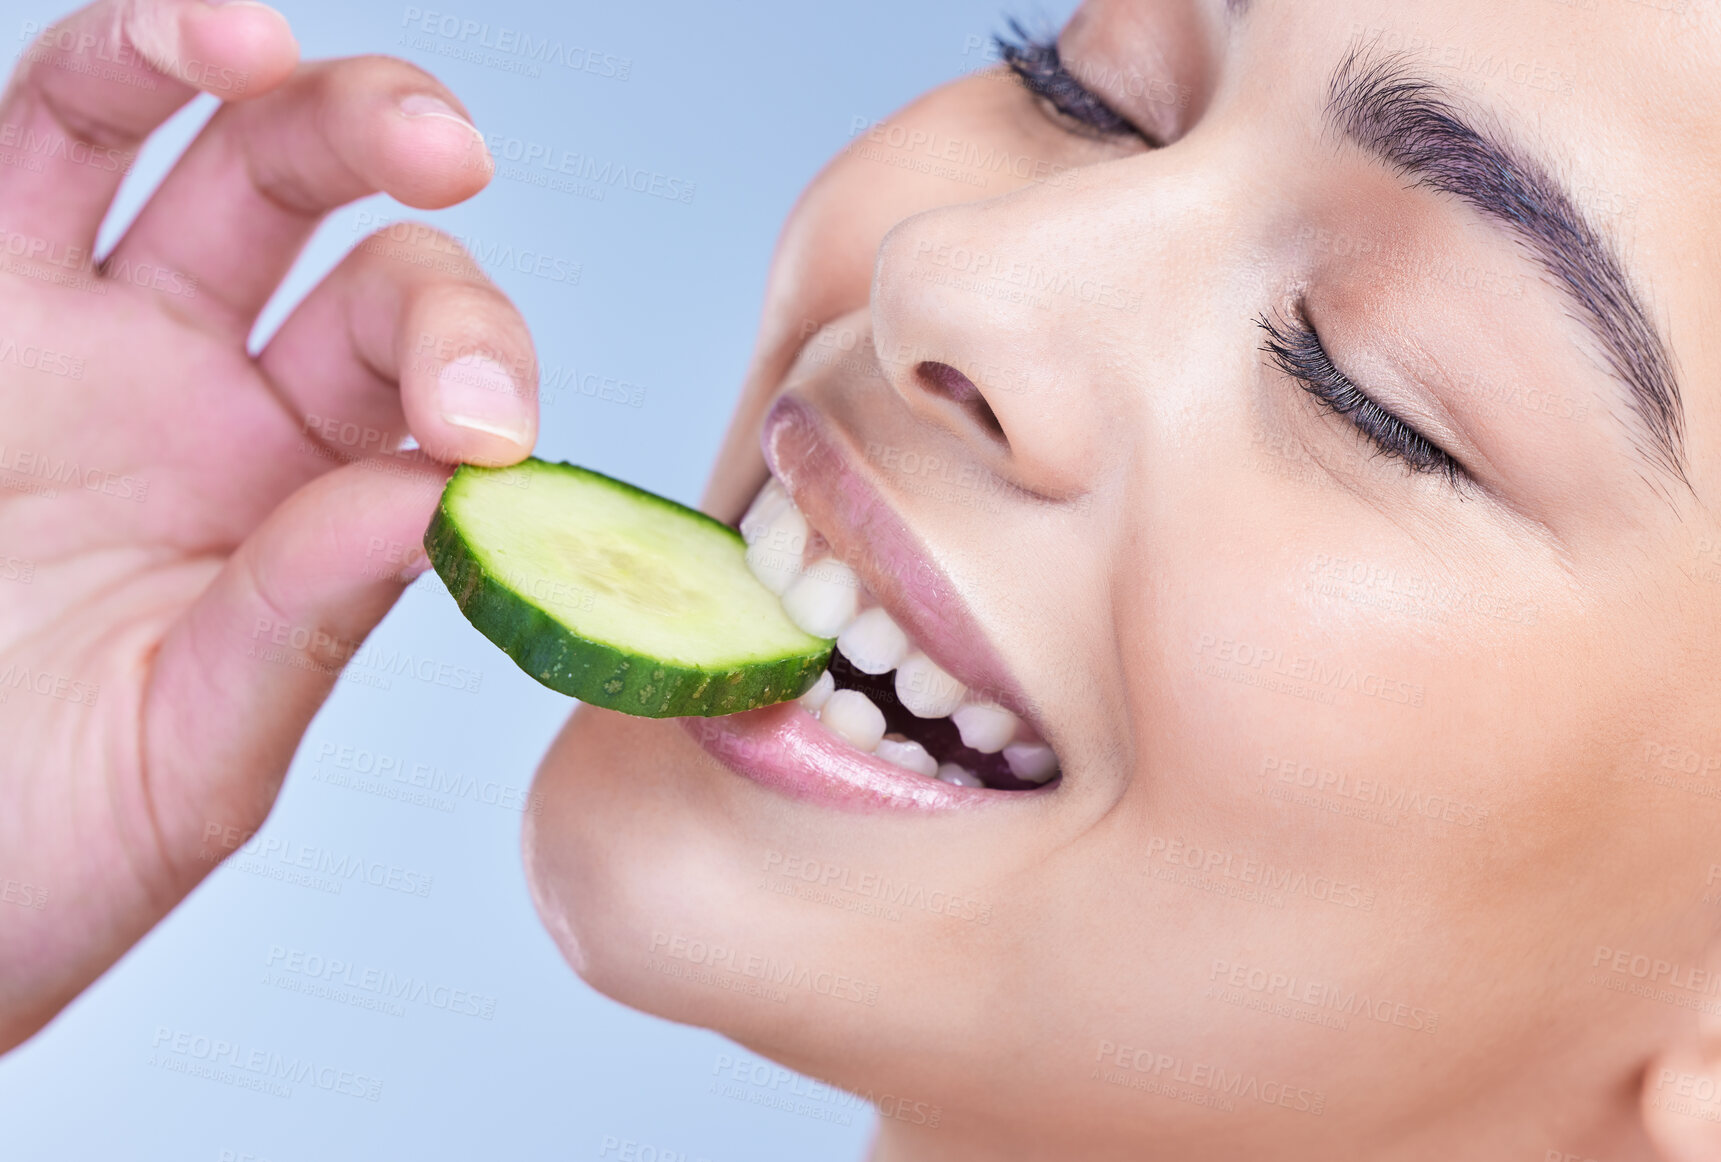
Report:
527,1,1721,1156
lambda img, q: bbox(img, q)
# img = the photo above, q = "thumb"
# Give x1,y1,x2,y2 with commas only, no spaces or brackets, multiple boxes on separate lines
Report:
140,455,452,883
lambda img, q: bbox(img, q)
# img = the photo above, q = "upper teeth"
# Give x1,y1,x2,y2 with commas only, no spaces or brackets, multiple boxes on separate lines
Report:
951,701,1018,754
780,557,860,638
1003,742,1059,783
894,651,966,719
796,669,835,713
836,607,911,675
744,477,1059,787
820,688,886,752
741,479,810,596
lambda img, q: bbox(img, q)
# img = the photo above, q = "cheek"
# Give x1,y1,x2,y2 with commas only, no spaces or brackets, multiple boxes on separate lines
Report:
1112,457,1662,1019
1129,480,1530,887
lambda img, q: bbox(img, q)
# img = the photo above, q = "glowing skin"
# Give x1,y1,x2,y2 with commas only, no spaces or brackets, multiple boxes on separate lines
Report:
525,3,1721,1161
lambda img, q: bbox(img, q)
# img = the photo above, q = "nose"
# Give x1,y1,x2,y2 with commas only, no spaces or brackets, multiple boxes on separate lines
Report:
868,160,1235,500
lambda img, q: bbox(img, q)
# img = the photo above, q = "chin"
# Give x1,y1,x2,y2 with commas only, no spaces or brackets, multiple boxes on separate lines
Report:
522,706,901,1078
523,702,1066,1134
523,707,742,1020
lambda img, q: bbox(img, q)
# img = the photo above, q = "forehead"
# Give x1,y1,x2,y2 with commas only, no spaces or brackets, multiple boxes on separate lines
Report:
1067,0,1721,216
1067,0,1721,502
1070,0,1721,149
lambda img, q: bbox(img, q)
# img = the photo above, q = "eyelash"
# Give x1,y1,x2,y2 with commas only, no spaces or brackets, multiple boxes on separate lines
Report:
995,22,1152,144
1257,309,1463,487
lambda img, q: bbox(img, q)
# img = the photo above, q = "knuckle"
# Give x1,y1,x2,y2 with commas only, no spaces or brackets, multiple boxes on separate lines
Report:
413,282,526,346
418,279,520,331
356,220,482,279
332,52,446,98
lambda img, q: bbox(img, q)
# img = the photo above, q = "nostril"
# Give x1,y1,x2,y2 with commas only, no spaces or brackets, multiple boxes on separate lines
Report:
914,361,1005,442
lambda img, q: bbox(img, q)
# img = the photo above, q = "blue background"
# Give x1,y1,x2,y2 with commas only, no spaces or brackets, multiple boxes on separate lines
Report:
0,0,1073,1158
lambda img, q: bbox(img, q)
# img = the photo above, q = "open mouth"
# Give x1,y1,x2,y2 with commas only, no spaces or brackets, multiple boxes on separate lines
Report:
731,474,1060,794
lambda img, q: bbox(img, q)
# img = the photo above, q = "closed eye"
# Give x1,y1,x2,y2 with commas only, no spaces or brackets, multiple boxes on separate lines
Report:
1258,307,1466,489
995,21,1157,146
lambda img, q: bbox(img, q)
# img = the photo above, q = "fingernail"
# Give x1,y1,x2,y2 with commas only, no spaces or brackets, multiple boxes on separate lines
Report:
437,357,530,447
399,93,481,137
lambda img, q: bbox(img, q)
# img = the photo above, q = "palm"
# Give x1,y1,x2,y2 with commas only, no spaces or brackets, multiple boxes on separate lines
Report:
1,274,317,1003
0,0,538,1050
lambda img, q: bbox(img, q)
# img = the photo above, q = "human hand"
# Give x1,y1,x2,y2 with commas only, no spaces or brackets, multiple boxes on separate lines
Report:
0,0,538,1049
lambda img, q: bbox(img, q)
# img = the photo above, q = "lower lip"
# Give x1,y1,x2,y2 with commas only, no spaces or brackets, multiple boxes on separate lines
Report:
679,704,1033,812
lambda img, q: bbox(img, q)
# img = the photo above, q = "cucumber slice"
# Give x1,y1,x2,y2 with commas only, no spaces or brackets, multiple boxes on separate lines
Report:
424,458,833,717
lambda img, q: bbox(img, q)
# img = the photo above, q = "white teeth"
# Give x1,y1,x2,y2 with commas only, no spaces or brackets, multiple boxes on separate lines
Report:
951,701,1018,754
744,487,810,596
1003,741,1059,783
739,478,790,542
936,763,983,787
758,477,1060,788
894,651,967,719
836,607,911,675
874,736,938,778
797,670,835,713
781,557,861,638
820,688,886,752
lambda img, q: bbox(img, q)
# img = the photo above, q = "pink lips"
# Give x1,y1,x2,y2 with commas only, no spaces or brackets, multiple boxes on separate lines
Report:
677,394,1050,813
679,704,991,811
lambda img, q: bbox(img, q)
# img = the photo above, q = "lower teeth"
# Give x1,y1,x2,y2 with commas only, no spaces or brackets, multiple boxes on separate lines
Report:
802,650,1058,790
874,736,938,778
936,763,983,787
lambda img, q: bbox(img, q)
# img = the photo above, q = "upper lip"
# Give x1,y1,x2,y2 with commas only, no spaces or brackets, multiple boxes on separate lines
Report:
760,392,1039,732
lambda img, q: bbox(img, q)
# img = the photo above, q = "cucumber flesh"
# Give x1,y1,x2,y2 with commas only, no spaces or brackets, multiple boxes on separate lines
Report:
425,458,833,717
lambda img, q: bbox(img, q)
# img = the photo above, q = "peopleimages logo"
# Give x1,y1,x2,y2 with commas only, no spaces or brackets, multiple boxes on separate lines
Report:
477,133,696,204
265,945,497,1020
351,211,582,287
1207,958,1439,1033
17,21,249,94
1092,1040,1326,1116
311,742,543,815
1193,632,1425,708
200,823,435,899
0,663,97,706
148,1027,383,1101
0,442,147,502
1260,755,1490,829
846,115,1078,191
760,850,993,924
1144,833,1377,911
399,7,632,80
647,931,880,1006
0,114,132,174
709,1053,942,1129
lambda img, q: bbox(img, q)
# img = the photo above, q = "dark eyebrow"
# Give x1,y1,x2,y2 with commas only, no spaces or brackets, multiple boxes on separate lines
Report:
1324,48,1687,489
